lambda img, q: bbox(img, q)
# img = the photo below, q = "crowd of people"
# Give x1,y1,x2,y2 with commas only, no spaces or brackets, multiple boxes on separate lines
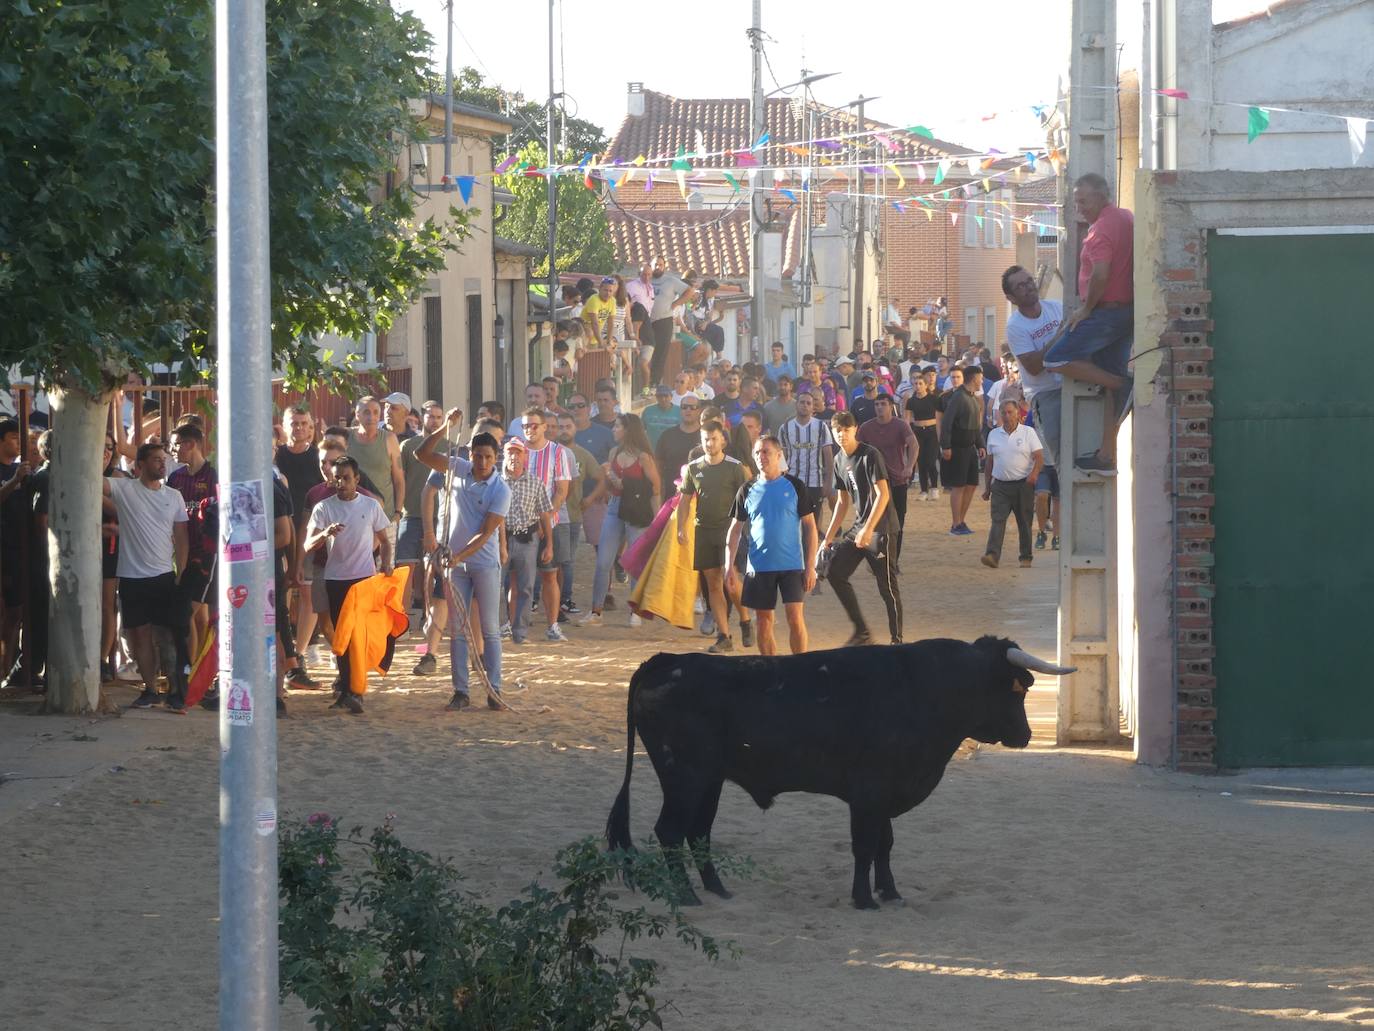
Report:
0,173,1133,714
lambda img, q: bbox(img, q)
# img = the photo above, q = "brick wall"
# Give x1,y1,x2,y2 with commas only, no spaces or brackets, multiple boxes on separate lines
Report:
879,205,960,343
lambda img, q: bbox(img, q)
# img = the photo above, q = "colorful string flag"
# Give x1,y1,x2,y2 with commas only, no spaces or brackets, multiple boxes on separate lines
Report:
1346,117,1369,164
675,170,687,200
605,172,619,190
906,125,934,140
644,171,655,192
577,152,593,168
671,146,692,171
893,201,907,212
915,163,927,182
622,168,636,185
861,165,882,175
974,215,984,229
1247,106,1270,143
815,139,842,151
950,212,959,226
780,188,797,202
965,157,981,177
633,154,646,166
1156,88,1189,99
723,171,742,193
734,150,759,167
1024,151,1038,168
455,176,475,204
584,170,595,190
924,208,933,222
876,134,897,152
887,163,905,189
934,160,949,186
494,154,518,174
752,131,771,151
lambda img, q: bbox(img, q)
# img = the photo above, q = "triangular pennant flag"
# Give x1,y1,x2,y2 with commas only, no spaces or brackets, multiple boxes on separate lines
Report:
675,169,687,199
1031,104,1048,119
584,171,595,190
1156,88,1189,99
1025,151,1038,168
886,163,905,189
734,150,759,167
645,171,655,192
724,171,741,193
495,155,518,174
605,173,618,190
752,132,771,151
455,176,475,204
578,152,593,168
941,189,952,200
815,139,842,151
633,154,646,166
915,163,927,182
982,178,991,191
861,165,882,175
906,125,934,140
798,167,812,183
786,145,810,157
780,188,797,202
671,145,692,172
933,160,948,186
1247,106,1270,144
622,168,636,185
965,157,980,177
950,212,959,226
974,215,984,228
876,134,897,152
924,208,933,222
1347,117,1369,164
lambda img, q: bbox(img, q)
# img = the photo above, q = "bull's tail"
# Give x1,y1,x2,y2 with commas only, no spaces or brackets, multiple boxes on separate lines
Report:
605,652,677,854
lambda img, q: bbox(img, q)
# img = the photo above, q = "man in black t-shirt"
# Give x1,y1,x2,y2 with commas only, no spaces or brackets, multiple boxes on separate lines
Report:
822,412,903,646
653,396,703,500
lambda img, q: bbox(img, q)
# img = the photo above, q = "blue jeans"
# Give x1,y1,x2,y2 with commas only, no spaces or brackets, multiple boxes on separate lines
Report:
1044,306,1132,380
448,565,502,697
592,497,645,612
560,520,581,606
506,536,538,643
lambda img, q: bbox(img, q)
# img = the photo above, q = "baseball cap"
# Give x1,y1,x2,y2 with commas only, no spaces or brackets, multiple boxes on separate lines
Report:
600,276,616,286
504,437,527,452
383,391,412,410
654,383,673,395
837,356,855,368
861,371,876,381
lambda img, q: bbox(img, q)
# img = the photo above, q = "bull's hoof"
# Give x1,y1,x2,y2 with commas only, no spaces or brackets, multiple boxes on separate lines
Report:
878,888,904,903
704,883,733,900
852,896,880,911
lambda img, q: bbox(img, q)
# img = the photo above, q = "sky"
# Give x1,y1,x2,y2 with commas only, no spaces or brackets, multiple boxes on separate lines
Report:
396,0,1269,156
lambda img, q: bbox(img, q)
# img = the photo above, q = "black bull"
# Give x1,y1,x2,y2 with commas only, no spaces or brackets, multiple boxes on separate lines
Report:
606,636,1073,910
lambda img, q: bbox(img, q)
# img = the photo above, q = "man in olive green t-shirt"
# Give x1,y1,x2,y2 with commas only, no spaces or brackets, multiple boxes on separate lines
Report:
677,420,751,653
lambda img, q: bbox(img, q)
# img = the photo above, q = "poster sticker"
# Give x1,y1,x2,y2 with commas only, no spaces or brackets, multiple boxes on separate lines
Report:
223,479,270,564
226,678,254,726
255,800,277,837
264,585,277,627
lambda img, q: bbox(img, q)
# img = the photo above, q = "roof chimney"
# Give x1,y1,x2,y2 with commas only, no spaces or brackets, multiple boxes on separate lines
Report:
627,82,644,118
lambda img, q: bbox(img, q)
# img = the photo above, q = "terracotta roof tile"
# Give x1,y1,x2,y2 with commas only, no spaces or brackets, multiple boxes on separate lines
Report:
608,90,977,168
606,205,803,280
1017,176,1060,205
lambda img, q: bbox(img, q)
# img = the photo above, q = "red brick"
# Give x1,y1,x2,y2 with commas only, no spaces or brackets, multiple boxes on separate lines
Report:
1163,268,1198,281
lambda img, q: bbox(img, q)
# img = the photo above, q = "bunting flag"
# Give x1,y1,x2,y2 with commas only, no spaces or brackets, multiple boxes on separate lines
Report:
723,171,741,193
950,212,959,226
876,134,897,151
622,168,636,185
894,201,906,212
965,157,980,177
455,176,475,204
1247,106,1270,143
1347,117,1369,164
584,171,595,190
934,160,948,186
605,172,618,190
675,170,687,199
861,165,882,175
734,150,759,167
915,163,927,182
906,125,934,139
924,208,933,222
494,155,518,174
974,215,984,229
815,139,842,151
786,145,810,157
1156,88,1189,99
780,188,797,202
578,152,593,168
671,146,693,171
982,177,991,191
752,132,771,151
644,171,655,192
887,163,905,189
633,154,646,166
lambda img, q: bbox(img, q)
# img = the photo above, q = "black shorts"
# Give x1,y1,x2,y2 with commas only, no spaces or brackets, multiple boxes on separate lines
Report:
939,445,981,488
102,536,119,580
120,573,188,631
180,563,215,607
693,526,728,571
741,569,806,610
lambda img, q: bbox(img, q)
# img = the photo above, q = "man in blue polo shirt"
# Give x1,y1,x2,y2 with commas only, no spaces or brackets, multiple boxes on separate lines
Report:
416,411,510,711
725,434,819,655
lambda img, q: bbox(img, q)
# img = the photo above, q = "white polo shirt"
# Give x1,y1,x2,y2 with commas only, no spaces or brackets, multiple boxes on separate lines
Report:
986,423,1044,481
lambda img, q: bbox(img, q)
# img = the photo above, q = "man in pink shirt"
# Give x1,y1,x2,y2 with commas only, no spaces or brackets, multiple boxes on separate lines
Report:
1044,172,1133,475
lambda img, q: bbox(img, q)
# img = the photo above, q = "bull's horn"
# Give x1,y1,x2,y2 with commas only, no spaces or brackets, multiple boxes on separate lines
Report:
1006,647,1076,676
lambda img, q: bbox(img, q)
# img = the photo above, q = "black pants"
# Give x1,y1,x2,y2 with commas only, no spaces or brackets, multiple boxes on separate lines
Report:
888,483,909,565
913,426,939,492
649,317,674,384
325,577,367,694
986,479,1035,562
828,537,903,642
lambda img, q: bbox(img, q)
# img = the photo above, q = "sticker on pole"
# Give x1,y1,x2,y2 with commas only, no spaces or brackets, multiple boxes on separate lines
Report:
226,678,254,726
255,801,277,837
223,480,270,564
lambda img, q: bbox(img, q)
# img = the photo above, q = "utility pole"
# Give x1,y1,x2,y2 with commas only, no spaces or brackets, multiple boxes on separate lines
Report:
1057,0,1121,745
852,95,866,349
748,0,767,360
546,0,558,331
215,0,277,1025
443,0,453,187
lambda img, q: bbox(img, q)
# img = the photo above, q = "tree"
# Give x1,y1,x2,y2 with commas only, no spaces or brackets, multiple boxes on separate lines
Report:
439,66,610,157
497,142,616,279
0,0,469,712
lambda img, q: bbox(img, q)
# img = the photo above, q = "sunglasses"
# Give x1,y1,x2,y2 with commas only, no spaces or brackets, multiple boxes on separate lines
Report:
679,404,699,410
567,402,588,409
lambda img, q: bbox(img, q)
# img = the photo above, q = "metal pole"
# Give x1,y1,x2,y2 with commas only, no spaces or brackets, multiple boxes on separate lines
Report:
443,0,454,185
749,0,766,361
546,0,558,337
853,95,866,349
216,0,278,1024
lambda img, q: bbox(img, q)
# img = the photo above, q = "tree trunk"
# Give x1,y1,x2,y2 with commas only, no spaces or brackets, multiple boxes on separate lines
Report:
44,384,113,714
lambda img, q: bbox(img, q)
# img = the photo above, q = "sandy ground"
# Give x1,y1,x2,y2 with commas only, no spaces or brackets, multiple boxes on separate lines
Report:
2,492,1372,1030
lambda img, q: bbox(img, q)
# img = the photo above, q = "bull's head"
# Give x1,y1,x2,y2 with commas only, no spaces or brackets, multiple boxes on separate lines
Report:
971,637,1076,748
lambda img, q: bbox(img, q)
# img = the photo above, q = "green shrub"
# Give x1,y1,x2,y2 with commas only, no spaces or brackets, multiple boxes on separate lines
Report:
278,813,749,1029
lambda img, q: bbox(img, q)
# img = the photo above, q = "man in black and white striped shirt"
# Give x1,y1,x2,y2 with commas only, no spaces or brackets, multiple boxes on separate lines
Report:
777,390,834,523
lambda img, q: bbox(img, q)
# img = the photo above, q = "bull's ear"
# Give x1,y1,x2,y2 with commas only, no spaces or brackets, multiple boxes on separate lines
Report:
1012,672,1034,692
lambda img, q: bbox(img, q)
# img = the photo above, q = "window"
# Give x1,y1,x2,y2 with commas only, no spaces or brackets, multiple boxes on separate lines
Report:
984,199,996,247
964,206,978,248
965,308,979,339
985,310,997,348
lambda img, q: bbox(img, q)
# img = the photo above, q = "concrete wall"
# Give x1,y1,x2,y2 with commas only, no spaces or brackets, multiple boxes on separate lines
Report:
1131,166,1374,768
1172,0,1374,172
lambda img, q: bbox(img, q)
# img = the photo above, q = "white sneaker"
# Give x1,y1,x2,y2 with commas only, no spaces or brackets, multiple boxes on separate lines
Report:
699,612,716,636
931,488,941,500
917,491,929,501
628,613,643,628
576,612,603,627
694,596,705,615
499,623,512,639
545,623,567,642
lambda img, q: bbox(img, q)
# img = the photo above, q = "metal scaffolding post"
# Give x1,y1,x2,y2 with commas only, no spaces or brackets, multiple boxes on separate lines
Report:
1057,0,1122,744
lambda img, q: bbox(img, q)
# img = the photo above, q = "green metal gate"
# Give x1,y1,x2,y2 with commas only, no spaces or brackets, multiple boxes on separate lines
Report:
1209,229,1374,766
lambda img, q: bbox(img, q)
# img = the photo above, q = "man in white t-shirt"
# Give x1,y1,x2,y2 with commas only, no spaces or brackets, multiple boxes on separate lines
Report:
980,399,1044,569
103,441,191,711
1003,265,1064,550
304,455,392,713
